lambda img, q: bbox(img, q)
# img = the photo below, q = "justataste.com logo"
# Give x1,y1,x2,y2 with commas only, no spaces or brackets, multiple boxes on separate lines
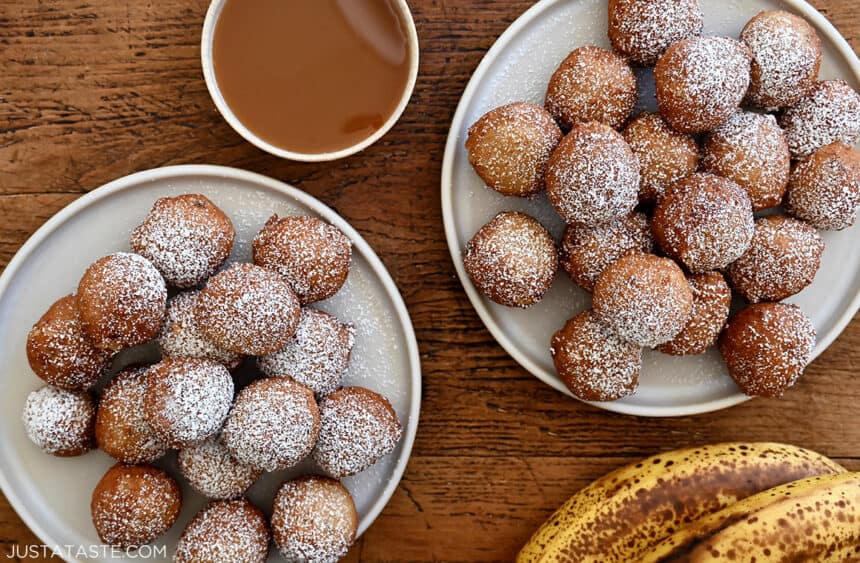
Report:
6,544,167,560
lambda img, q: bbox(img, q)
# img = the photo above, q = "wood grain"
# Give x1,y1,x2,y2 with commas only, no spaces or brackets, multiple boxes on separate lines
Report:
0,0,858,561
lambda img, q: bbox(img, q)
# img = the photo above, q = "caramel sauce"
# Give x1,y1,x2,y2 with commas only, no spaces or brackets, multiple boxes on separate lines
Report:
212,0,412,155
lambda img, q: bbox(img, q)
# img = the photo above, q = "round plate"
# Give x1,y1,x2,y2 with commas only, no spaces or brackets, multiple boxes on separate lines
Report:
0,165,421,561
442,0,860,417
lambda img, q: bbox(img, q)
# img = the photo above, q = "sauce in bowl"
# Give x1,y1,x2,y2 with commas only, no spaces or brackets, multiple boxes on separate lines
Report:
212,0,414,156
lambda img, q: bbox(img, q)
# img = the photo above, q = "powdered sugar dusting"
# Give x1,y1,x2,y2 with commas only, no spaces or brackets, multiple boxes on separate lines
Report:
741,10,821,110
313,387,403,478
253,215,352,304
178,436,261,500
469,1,606,113
26,294,111,391
175,499,269,563
91,464,181,548
464,211,557,308
726,215,824,303
445,0,846,405
653,173,754,273
622,112,699,203
96,368,168,464
658,271,731,356
258,307,355,397
550,310,642,401
719,303,816,397
22,385,94,456
545,121,639,225
654,36,751,133
130,194,234,288
143,358,234,448
158,291,242,370
324,264,403,404
640,346,721,387
77,252,167,352
559,211,653,292
786,142,860,230
222,188,280,257
702,111,790,210
272,476,357,563
14,175,416,553
222,378,320,472
608,0,703,66
466,102,562,197
545,46,637,130
196,262,300,356
213,190,413,438
779,80,860,158
592,253,693,348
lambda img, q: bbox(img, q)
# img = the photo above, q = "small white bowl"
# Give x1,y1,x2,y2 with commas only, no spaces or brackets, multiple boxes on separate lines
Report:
201,0,420,162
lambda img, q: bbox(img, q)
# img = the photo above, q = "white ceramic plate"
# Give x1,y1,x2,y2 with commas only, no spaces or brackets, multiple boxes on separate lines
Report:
442,0,860,417
0,165,421,561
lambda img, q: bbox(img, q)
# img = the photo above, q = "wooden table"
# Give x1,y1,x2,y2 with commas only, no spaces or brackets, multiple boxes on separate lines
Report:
1,1,858,560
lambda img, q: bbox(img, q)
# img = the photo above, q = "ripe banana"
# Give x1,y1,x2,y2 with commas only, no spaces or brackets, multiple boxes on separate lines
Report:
517,442,845,563
639,471,860,562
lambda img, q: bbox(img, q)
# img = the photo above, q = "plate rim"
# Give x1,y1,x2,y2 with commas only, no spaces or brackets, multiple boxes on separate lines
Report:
0,164,422,559
440,0,860,417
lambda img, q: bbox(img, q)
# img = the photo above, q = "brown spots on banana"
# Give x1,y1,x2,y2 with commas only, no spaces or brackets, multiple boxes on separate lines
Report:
650,473,860,563
518,443,845,563
641,473,856,562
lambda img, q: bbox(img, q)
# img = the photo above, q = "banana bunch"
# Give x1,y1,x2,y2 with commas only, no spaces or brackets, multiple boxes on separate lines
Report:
517,442,846,562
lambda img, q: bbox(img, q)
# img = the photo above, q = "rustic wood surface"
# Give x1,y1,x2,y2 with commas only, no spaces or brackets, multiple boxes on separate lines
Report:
0,0,858,561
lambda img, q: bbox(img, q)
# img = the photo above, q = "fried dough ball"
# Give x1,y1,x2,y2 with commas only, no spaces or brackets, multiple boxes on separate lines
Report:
622,112,700,203
222,378,320,472
654,36,752,133
657,272,731,356
607,0,703,66
22,385,95,456
652,173,755,273
95,368,168,465
253,215,352,304
463,211,557,308
740,10,821,110
465,102,563,197
158,291,242,370
143,358,234,449
258,308,355,397
91,463,181,548
786,142,860,230
702,111,790,211
593,253,693,348
719,302,815,397
26,294,111,391
313,387,403,478
545,122,639,225
544,46,638,130
550,310,642,402
76,252,167,352
174,499,269,563
272,476,358,563
195,262,300,356
130,194,234,288
726,215,824,303
178,436,261,501
779,80,860,159
559,211,653,292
